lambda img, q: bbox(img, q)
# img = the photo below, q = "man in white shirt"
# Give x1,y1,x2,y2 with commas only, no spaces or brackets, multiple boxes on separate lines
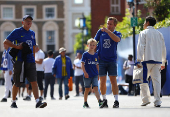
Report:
35,44,45,101
43,50,55,100
123,55,134,95
73,52,84,96
137,16,166,107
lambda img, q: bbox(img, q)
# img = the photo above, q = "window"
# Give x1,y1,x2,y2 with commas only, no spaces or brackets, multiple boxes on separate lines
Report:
25,8,34,18
110,0,121,14
4,31,11,40
2,7,13,19
45,8,55,19
72,13,82,28
46,31,55,51
74,0,83,4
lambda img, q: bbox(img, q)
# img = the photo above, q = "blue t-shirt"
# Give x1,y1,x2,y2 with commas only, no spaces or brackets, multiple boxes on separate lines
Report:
81,51,98,78
7,27,36,63
94,29,122,62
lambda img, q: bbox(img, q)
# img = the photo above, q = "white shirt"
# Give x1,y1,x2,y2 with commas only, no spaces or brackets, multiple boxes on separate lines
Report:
35,49,45,71
123,60,134,76
74,58,83,76
137,26,166,66
43,58,55,73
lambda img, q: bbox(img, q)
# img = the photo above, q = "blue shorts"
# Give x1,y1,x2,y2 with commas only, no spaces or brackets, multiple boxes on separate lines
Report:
83,75,98,88
99,59,117,77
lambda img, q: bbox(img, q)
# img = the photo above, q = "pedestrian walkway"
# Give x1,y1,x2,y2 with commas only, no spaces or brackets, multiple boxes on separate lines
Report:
0,84,170,117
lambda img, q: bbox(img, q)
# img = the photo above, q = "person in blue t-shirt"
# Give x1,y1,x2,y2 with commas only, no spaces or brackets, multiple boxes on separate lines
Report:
81,38,103,108
94,17,122,108
3,15,47,108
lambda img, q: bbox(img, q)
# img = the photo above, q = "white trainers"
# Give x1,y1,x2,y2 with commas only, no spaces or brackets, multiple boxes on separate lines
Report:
141,102,151,106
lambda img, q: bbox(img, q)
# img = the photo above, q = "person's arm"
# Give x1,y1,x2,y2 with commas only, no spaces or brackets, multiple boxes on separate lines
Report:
52,58,57,77
123,61,129,70
33,45,35,58
3,39,22,50
100,25,120,42
35,59,43,64
137,32,146,62
161,34,167,70
8,54,13,75
81,62,89,78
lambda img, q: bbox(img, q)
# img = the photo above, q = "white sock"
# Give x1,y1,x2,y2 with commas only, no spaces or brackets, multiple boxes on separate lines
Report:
102,94,106,100
12,100,16,103
35,98,40,104
114,95,118,101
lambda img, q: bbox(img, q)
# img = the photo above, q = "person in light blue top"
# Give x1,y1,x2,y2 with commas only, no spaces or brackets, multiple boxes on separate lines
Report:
81,38,103,108
94,17,122,108
0,44,13,102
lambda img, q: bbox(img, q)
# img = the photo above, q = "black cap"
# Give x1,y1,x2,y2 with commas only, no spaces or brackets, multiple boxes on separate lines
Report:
23,15,33,21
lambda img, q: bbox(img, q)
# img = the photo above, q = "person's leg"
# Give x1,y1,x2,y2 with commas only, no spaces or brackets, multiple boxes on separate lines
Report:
3,71,11,99
12,85,19,101
128,76,133,95
30,81,39,99
140,63,151,106
63,76,69,97
75,76,79,95
80,75,85,94
57,78,63,98
50,74,55,98
110,76,119,96
37,71,44,97
44,74,50,98
150,64,162,106
84,88,90,102
99,59,107,100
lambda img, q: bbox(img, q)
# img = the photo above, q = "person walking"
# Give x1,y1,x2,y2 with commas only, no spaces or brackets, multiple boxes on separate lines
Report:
94,17,122,108
3,15,47,108
123,55,134,95
73,52,84,96
137,16,166,107
81,38,103,108
35,44,45,101
0,43,13,102
52,47,73,100
43,50,55,100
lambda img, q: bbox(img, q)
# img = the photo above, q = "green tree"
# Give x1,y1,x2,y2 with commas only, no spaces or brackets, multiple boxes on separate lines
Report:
74,15,91,53
145,0,170,21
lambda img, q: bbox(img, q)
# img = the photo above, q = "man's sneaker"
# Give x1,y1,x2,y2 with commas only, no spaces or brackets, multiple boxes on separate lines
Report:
65,95,70,100
1,98,7,102
59,97,62,100
10,102,18,108
141,102,151,106
39,97,43,101
83,102,90,108
100,99,108,108
98,99,103,107
36,101,47,108
74,94,79,97
23,96,31,101
154,104,161,107
51,97,56,100
113,100,119,108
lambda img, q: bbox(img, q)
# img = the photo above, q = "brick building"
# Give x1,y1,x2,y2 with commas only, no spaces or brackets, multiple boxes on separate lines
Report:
91,0,125,37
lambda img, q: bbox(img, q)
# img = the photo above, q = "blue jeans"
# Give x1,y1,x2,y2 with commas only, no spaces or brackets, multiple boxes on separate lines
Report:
57,76,69,97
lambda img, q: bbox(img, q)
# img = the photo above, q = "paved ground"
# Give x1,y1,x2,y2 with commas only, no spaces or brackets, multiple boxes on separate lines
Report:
0,84,170,117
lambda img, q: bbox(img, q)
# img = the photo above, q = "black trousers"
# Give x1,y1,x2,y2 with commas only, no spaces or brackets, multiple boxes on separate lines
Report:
75,75,85,95
44,73,55,98
125,74,133,94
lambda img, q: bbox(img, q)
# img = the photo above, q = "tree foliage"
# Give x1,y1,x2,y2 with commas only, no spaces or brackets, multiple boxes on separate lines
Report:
145,0,170,21
74,15,91,53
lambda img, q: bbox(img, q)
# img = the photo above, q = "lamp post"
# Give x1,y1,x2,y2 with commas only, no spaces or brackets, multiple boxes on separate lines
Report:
127,0,138,61
79,13,86,52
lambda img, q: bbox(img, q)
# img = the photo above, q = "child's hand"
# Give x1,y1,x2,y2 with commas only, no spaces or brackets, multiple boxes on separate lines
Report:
84,72,89,78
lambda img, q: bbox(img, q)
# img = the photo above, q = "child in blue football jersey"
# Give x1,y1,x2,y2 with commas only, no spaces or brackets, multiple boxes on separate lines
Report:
81,38,103,108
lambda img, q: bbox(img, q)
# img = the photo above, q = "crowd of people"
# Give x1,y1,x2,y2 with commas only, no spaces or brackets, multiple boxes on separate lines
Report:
0,15,167,109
